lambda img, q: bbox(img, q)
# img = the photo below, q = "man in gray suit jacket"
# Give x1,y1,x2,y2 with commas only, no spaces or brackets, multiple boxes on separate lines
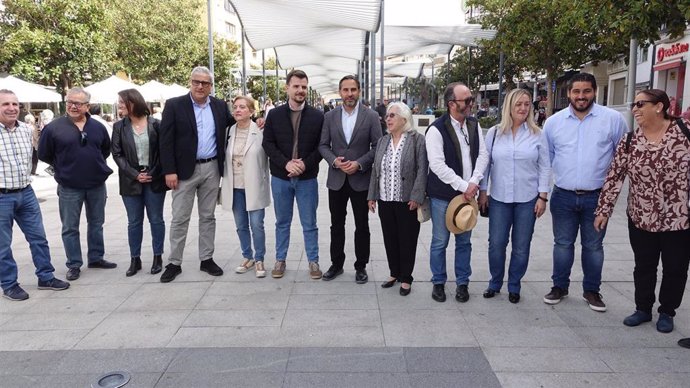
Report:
318,75,383,283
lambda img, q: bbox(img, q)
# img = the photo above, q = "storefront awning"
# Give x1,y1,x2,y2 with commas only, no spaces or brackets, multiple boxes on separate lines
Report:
654,59,684,72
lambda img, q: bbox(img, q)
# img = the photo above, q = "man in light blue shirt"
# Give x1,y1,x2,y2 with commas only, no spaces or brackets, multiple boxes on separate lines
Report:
543,72,628,312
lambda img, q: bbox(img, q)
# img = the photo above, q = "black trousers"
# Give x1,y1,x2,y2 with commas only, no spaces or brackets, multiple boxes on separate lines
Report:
328,180,369,271
378,200,421,284
628,218,690,316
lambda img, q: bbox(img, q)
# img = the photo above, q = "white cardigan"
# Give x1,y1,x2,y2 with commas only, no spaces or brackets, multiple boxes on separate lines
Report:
220,121,270,211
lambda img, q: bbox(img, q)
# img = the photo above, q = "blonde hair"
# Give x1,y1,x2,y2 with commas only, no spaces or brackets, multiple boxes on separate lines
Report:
498,88,540,135
232,95,256,113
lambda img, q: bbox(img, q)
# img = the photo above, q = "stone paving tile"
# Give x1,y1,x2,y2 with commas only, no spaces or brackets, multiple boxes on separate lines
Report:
283,372,408,388
156,371,285,388
0,373,162,388
287,347,406,372
74,310,190,349
597,348,690,373
0,350,66,375
409,372,502,388
496,372,627,388
195,292,290,310
292,280,377,294
0,329,89,351
183,309,284,327
483,347,613,373
277,326,385,347
404,347,493,373
167,327,283,348
287,293,379,310
380,309,477,347
54,348,179,373
21,295,127,314
571,325,683,348
45,283,142,299
618,372,690,387
167,347,289,372
1,311,109,331
282,308,379,327
116,282,211,312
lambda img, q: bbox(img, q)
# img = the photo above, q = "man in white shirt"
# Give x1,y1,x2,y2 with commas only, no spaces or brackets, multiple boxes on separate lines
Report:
426,82,489,303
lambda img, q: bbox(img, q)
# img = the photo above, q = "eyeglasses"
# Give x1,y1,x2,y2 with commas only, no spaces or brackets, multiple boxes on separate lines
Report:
66,100,88,108
629,100,655,110
459,127,469,146
191,80,213,88
449,97,475,106
80,131,88,147
385,113,398,119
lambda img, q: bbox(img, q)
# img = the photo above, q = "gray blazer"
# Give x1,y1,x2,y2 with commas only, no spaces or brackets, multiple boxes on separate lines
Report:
368,130,428,204
319,103,382,191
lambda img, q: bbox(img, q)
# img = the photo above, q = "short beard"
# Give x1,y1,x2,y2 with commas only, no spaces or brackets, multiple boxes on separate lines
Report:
570,97,594,112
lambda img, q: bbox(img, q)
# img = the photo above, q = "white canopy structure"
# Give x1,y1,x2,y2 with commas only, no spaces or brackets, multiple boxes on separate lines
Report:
167,84,189,99
138,80,172,102
85,75,140,104
0,76,62,102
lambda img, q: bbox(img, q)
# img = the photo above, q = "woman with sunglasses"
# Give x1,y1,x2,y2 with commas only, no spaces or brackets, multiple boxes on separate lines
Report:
478,88,551,304
112,88,168,277
595,89,690,333
368,102,428,296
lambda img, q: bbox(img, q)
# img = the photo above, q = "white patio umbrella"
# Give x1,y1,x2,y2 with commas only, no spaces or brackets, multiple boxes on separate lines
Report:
0,76,62,102
166,84,189,99
139,80,170,102
85,75,140,104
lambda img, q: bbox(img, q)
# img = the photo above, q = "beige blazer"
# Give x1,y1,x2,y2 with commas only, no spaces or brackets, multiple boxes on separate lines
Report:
220,121,270,211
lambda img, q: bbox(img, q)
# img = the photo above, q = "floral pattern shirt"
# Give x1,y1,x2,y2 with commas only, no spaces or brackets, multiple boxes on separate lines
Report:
595,119,690,232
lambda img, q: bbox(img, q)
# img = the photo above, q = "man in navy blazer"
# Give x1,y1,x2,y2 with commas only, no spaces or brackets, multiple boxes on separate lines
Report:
158,66,235,283
318,75,382,283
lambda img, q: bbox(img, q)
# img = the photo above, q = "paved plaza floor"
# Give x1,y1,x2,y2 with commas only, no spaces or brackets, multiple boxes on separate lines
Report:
1,161,689,387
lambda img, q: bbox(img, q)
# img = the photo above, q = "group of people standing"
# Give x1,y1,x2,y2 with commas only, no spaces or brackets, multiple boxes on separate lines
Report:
1,68,689,344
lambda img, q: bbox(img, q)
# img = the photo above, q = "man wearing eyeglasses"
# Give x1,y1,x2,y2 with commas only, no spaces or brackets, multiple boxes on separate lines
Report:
542,72,628,312
426,82,489,303
38,87,114,281
158,66,235,283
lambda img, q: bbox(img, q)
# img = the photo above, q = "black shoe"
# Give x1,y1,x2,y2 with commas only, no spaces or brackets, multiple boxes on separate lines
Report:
399,284,411,296
200,258,223,276
126,257,142,277
322,267,343,281
151,255,163,274
543,286,568,305
2,285,29,301
432,284,446,302
355,269,368,284
455,285,469,303
37,278,70,291
678,338,690,349
160,264,182,283
88,259,117,269
66,268,80,281
381,278,397,288
483,288,499,298
508,293,521,304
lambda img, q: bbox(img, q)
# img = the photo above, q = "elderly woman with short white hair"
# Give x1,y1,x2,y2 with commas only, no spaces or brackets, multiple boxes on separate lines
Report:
368,102,428,296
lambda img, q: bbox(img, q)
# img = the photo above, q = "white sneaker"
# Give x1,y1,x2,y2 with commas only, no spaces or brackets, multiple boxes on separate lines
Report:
255,261,266,278
235,259,255,274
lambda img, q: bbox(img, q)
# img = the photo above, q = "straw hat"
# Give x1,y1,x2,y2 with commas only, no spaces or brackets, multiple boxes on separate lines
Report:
445,195,479,234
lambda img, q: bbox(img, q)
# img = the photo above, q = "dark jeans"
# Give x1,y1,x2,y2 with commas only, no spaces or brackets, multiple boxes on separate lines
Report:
121,185,166,258
378,200,420,284
628,219,690,317
328,180,370,271
58,184,107,269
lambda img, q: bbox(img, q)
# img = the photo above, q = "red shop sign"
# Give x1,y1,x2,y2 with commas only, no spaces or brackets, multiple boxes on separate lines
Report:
657,43,690,63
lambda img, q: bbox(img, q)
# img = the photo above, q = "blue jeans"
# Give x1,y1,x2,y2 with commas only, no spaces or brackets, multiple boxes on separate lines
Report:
429,197,472,285
0,186,55,291
58,183,107,269
487,197,537,294
121,185,166,258
550,187,606,292
271,177,318,262
232,189,266,261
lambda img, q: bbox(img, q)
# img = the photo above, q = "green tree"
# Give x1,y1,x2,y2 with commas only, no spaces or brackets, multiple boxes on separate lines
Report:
0,0,115,94
247,56,286,104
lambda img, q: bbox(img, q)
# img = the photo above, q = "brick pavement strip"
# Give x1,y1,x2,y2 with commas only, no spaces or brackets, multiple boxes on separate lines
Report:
1,164,689,387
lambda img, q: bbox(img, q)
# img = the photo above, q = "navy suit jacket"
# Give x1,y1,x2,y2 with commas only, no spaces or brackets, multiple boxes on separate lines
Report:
159,93,235,180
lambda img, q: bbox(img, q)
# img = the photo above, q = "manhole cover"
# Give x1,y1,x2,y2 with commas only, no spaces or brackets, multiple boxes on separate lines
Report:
91,371,131,388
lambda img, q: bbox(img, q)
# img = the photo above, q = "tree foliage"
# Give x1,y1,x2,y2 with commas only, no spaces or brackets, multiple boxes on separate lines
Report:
0,0,114,93
247,56,286,103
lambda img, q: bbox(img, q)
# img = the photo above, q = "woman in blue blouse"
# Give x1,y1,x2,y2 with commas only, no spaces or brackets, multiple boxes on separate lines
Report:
478,88,551,303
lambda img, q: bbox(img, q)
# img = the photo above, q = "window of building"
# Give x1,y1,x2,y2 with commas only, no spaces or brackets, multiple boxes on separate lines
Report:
638,47,649,63
611,77,626,106
225,22,236,36
224,1,235,13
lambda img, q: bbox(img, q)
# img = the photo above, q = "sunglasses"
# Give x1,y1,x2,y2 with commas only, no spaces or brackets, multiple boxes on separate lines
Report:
385,113,398,119
80,131,88,147
629,100,655,110
450,97,475,105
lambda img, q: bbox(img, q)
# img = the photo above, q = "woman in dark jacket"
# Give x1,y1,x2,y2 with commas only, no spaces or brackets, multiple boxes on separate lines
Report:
112,88,168,276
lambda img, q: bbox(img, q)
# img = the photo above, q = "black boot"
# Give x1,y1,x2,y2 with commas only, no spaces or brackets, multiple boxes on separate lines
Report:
151,255,163,275
126,257,142,277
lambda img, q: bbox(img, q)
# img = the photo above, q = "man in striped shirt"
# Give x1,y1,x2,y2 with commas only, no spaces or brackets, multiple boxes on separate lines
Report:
0,89,69,301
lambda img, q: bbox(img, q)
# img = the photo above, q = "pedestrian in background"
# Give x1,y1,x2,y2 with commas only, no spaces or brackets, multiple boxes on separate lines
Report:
478,88,551,304
111,88,168,277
